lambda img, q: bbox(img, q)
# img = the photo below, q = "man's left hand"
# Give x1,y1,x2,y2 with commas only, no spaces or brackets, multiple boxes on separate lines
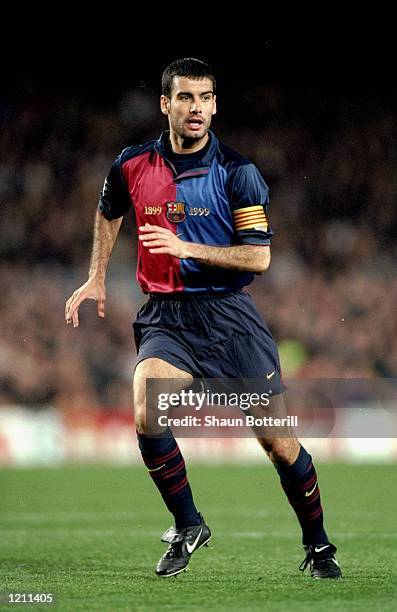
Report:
139,224,191,258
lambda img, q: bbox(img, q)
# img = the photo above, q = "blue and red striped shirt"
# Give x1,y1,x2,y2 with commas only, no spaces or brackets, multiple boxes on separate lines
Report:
98,131,273,294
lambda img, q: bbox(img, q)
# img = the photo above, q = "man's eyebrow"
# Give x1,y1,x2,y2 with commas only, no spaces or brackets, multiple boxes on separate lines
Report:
176,90,214,96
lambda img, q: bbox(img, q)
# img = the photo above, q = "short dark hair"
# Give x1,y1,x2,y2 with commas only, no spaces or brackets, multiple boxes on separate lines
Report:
161,58,216,98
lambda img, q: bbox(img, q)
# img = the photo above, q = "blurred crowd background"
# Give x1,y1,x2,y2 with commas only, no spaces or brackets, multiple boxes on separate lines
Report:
1,52,396,410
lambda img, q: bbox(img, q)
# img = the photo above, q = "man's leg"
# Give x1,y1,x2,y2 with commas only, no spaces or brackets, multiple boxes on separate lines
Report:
259,435,329,547
251,394,341,578
134,357,200,528
134,358,211,576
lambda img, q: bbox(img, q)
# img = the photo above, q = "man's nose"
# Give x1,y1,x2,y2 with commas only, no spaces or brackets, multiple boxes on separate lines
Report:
190,98,202,113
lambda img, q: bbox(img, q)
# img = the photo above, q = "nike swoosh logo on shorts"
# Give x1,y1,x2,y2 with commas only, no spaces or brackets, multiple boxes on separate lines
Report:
266,371,275,379
186,528,203,554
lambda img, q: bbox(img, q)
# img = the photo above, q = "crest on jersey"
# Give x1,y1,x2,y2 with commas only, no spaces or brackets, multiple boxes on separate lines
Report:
166,201,186,223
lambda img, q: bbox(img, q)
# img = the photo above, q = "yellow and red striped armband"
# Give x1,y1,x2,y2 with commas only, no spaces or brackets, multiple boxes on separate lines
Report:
233,205,268,231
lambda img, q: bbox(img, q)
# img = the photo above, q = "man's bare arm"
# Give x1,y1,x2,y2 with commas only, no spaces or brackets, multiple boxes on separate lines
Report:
139,224,270,274
65,211,123,327
88,211,123,280
183,243,270,274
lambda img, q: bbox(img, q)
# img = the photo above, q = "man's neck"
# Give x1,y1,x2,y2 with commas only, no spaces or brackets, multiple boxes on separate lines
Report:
169,131,209,154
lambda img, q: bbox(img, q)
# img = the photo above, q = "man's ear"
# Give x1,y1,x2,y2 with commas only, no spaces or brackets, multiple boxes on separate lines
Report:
212,95,217,116
160,95,170,115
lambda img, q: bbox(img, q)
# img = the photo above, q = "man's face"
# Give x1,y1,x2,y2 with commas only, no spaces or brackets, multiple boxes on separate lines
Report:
160,76,217,140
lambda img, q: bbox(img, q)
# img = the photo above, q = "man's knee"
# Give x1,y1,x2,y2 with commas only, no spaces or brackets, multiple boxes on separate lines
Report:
133,369,146,434
135,405,147,434
133,360,158,431
133,358,193,435
262,437,300,466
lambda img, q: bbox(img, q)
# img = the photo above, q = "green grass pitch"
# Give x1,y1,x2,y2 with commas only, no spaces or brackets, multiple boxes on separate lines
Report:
1,462,396,611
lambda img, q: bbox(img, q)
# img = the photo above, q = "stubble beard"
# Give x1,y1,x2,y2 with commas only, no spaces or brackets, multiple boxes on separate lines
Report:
175,123,210,149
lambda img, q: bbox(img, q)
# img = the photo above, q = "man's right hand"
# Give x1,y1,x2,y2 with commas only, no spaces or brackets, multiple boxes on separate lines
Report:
65,277,106,328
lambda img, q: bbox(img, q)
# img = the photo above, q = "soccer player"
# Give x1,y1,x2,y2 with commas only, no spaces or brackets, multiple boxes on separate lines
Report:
65,58,341,579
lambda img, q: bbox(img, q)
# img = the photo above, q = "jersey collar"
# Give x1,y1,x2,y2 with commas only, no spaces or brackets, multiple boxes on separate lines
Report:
155,130,218,178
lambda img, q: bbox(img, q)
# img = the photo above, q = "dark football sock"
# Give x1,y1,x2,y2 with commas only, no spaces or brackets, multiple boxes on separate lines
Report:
275,445,330,546
137,428,201,529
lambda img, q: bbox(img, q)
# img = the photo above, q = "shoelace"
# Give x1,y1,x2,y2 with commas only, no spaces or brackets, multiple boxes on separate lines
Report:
299,549,336,573
299,551,312,572
163,527,198,559
165,542,182,559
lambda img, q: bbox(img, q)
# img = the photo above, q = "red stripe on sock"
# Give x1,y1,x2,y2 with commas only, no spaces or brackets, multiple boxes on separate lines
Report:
151,445,179,465
305,490,321,505
148,459,185,480
163,459,185,479
284,488,321,507
305,505,323,520
299,473,317,491
168,477,188,495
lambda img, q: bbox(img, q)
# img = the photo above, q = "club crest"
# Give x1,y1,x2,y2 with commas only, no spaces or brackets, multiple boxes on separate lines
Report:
166,201,186,223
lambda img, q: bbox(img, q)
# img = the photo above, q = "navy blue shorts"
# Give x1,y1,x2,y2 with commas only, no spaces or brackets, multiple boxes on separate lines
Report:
133,290,283,392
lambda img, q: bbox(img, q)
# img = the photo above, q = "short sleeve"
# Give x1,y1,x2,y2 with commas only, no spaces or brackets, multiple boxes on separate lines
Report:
228,163,273,246
98,153,132,220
